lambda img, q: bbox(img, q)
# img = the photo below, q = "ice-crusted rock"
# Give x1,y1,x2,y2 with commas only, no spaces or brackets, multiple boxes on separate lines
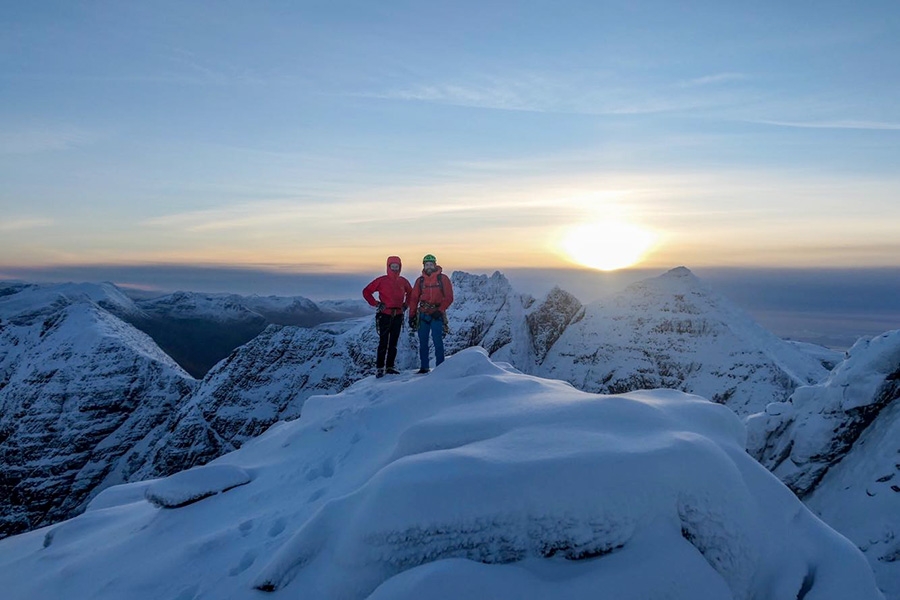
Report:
438,271,522,358
134,317,391,478
526,286,583,361
748,329,900,496
0,288,197,538
746,330,900,597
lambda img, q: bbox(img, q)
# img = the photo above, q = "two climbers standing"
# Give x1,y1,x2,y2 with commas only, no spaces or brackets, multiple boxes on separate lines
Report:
362,253,454,377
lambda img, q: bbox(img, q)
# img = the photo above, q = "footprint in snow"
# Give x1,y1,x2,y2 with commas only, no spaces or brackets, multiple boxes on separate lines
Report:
268,517,287,538
229,551,257,576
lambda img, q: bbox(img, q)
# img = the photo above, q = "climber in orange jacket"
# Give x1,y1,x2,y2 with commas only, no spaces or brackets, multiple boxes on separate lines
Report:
407,254,454,374
362,255,412,378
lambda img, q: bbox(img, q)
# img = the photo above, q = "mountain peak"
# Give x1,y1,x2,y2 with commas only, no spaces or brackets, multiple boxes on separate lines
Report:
663,266,694,278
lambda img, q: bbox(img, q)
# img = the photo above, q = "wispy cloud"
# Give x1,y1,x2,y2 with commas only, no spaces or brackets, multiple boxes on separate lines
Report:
0,218,54,232
753,119,900,131
678,72,749,88
0,127,103,154
364,73,747,116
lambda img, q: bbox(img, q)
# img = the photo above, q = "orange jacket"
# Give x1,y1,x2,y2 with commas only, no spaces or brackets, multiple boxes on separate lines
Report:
362,256,412,313
408,266,453,317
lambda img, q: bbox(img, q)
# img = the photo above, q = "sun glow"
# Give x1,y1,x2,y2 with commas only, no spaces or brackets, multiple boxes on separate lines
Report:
560,220,658,271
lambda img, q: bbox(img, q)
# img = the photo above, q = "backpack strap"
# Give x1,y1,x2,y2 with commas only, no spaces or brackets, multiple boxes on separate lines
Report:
418,274,445,297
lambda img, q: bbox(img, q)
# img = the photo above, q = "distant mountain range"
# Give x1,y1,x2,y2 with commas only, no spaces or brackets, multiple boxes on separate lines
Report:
0,270,897,595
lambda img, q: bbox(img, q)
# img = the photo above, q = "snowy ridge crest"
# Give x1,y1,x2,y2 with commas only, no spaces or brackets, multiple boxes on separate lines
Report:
0,349,881,600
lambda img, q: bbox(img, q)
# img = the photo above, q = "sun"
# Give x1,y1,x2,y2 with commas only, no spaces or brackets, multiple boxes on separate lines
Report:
560,220,658,271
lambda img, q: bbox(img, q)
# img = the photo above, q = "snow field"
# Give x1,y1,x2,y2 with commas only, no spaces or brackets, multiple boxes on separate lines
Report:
0,347,881,599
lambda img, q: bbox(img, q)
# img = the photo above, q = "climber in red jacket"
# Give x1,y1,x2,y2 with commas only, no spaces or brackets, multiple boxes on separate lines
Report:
407,253,454,373
363,256,413,378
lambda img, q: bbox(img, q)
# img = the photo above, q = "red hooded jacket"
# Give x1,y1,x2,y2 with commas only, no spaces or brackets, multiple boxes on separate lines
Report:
408,265,453,317
362,256,412,314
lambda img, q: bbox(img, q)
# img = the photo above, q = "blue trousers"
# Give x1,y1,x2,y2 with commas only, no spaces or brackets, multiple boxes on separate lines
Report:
417,313,445,369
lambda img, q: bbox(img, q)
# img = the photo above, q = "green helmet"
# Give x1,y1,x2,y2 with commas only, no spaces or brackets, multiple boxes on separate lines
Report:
422,254,437,264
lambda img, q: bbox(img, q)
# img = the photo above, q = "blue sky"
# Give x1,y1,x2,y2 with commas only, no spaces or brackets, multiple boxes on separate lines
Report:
2,0,899,275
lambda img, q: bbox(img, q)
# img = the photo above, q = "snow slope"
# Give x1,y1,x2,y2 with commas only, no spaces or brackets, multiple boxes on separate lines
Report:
0,349,882,600
748,329,900,596
0,284,197,538
0,280,143,318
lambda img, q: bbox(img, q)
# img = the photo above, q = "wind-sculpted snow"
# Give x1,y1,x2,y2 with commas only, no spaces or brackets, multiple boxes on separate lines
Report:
0,288,197,538
0,349,881,600
748,329,900,597
144,464,251,508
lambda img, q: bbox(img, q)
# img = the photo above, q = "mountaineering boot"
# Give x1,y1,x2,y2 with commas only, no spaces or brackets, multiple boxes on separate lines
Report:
385,367,400,375
417,368,430,374
376,368,385,378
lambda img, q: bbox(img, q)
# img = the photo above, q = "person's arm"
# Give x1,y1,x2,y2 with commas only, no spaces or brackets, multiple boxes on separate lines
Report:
402,278,413,311
408,277,421,318
362,277,380,307
440,275,454,312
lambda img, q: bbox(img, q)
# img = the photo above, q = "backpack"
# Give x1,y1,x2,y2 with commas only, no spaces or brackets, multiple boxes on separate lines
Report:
416,273,445,298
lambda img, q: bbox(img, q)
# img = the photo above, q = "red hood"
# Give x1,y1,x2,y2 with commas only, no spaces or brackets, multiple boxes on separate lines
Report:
386,256,402,277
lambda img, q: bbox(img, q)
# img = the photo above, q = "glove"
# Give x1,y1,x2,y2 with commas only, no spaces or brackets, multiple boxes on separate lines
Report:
376,302,385,312
431,311,442,320
408,316,417,329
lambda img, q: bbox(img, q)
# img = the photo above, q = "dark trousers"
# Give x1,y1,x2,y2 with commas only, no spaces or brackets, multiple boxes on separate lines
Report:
376,312,403,369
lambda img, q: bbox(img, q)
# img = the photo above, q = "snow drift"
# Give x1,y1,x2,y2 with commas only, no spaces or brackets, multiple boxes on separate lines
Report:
749,329,900,597
0,348,882,600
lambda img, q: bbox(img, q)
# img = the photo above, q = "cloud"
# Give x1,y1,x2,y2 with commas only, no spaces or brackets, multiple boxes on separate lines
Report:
678,73,749,88
0,218,54,232
0,127,103,154
361,70,747,116
753,119,900,131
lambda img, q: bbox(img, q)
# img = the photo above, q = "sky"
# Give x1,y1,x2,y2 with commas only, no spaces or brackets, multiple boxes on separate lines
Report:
2,0,899,281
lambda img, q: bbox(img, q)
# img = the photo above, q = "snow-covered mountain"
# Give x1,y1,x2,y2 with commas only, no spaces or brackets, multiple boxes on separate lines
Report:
747,329,900,597
128,290,371,377
0,349,883,600
536,267,828,415
0,283,197,539
4,270,895,595
166,268,826,467
0,280,143,318
133,290,368,326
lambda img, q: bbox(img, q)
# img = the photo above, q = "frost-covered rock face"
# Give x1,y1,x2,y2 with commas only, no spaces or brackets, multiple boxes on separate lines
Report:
0,350,882,600
525,286,583,361
0,288,197,539
746,330,900,597
135,319,384,478
537,267,828,415
749,330,900,496
438,271,523,358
